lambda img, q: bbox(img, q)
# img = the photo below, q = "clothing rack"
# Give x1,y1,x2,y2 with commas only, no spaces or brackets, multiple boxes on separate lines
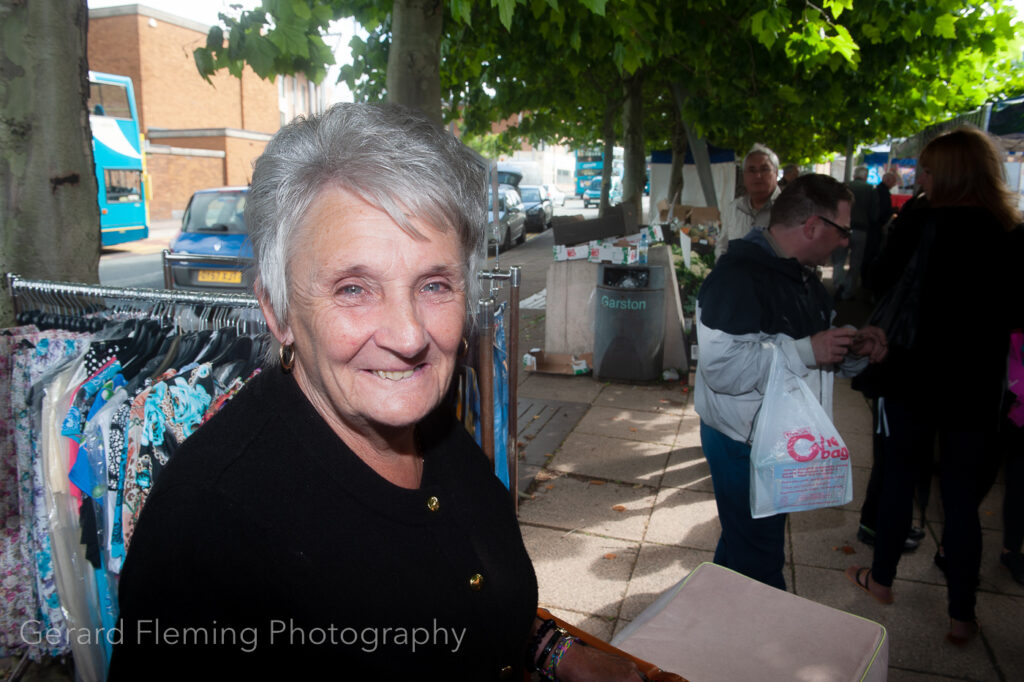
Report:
6,270,522,504
6,273,265,334
477,265,522,511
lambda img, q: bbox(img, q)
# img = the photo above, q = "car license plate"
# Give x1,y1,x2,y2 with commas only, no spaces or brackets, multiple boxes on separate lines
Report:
197,270,242,284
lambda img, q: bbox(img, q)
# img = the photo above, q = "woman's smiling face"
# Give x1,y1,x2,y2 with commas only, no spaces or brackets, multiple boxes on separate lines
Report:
274,187,466,439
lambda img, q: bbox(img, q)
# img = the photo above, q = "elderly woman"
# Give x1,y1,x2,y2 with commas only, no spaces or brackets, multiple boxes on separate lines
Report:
110,104,652,680
846,126,1023,645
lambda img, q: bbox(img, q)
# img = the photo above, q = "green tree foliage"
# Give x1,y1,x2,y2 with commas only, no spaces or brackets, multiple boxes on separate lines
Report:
195,0,1023,168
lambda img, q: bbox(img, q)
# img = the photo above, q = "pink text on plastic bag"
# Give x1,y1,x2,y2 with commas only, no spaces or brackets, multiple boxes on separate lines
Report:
785,428,850,462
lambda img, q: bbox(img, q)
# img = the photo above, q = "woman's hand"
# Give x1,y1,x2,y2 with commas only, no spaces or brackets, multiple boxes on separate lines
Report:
851,325,888,363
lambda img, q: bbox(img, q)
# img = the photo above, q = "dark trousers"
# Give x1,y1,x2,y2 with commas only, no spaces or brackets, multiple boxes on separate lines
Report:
869,397,999,621
1002,416,1024,553
859,399,933,532
701,421,787,590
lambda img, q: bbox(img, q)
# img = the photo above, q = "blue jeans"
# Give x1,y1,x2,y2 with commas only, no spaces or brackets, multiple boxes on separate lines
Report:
701,420,787,590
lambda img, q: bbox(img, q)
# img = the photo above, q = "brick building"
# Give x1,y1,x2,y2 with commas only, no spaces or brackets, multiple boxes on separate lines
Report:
88,4,326,220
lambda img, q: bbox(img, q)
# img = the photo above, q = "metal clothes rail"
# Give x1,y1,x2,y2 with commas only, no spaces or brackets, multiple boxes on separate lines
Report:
477,265,522,511
7,273,260,311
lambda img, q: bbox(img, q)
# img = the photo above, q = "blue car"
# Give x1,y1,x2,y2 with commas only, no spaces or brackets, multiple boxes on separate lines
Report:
166,187,254,291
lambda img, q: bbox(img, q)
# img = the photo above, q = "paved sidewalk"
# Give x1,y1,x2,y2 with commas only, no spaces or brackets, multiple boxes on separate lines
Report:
100,218,180,257
515,372,1023,681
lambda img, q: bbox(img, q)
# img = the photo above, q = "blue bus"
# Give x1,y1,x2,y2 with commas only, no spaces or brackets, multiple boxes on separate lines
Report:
88,72,149,247
574,148,603,197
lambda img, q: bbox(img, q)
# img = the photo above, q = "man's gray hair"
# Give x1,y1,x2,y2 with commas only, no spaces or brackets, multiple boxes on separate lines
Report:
853,165,869,180
744,143,779,171
246,102,485,327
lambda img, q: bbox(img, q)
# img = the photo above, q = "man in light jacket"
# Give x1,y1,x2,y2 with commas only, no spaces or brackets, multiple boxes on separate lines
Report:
716,144,782,260
695,174,888,589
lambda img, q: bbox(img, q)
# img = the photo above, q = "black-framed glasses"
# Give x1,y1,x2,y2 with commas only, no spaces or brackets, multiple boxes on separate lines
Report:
816,215,852,238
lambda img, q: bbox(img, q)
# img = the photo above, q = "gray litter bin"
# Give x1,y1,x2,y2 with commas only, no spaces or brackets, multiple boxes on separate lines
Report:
594,264,665,382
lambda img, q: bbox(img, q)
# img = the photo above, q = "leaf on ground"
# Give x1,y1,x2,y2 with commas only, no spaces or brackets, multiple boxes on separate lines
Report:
603,553,617,560
589,480,605,485
612,504,626,512
629,427,638,432
546,484,555,490
833,545,857,554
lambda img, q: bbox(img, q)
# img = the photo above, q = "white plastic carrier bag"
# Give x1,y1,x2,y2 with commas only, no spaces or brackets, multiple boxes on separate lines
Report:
750,344,853,518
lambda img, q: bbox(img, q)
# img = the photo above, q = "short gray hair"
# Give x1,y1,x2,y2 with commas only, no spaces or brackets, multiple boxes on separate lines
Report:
744,143,779,172
853,165,869,180
246,102,486,327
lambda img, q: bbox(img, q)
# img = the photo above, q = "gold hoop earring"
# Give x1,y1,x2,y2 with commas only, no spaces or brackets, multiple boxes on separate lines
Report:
279,343,295,373
457,337,469,359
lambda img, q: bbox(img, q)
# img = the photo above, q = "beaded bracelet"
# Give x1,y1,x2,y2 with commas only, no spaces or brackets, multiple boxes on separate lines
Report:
541,635,581,680
535,626,567,673
525,619,558,671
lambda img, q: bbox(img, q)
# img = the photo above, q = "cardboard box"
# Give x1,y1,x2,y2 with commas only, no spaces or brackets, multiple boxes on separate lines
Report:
657,199,693,223
552,243,590,262
688,206,721,226
616,225,663,247
588,243,638,265
553,202,638,245
523,350,594,375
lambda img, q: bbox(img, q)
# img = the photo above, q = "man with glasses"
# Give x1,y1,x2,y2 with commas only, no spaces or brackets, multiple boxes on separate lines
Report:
716,144,782,260
695,174,888,590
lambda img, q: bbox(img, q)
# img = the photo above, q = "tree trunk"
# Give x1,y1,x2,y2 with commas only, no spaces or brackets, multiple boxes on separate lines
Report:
0,0,100,326
621,72,646,220
683,122,717,209
668,111,687,206
670,82,716,208
599,103,617,215
387,0,443,125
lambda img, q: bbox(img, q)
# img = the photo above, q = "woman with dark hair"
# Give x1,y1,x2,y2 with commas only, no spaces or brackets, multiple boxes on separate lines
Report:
846,126,1023,645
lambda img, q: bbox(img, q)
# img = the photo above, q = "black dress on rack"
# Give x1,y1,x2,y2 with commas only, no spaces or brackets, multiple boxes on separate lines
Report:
109,367,537,680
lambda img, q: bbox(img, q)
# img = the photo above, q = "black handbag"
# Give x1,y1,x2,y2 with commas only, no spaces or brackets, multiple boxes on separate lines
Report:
865,221,935,350
852,222,935,399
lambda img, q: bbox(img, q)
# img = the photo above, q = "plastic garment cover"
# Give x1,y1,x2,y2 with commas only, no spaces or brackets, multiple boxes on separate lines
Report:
492,304,510,489
749,344,852,518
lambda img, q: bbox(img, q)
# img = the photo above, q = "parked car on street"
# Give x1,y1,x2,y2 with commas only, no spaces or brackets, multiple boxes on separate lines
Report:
165,187,253,292
543,183,566,207
519,185,553,231
582,176,622,208
485,184,526,251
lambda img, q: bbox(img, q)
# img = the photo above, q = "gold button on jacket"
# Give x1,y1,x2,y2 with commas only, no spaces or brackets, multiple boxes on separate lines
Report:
469,573,483,590
426,496,439,512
